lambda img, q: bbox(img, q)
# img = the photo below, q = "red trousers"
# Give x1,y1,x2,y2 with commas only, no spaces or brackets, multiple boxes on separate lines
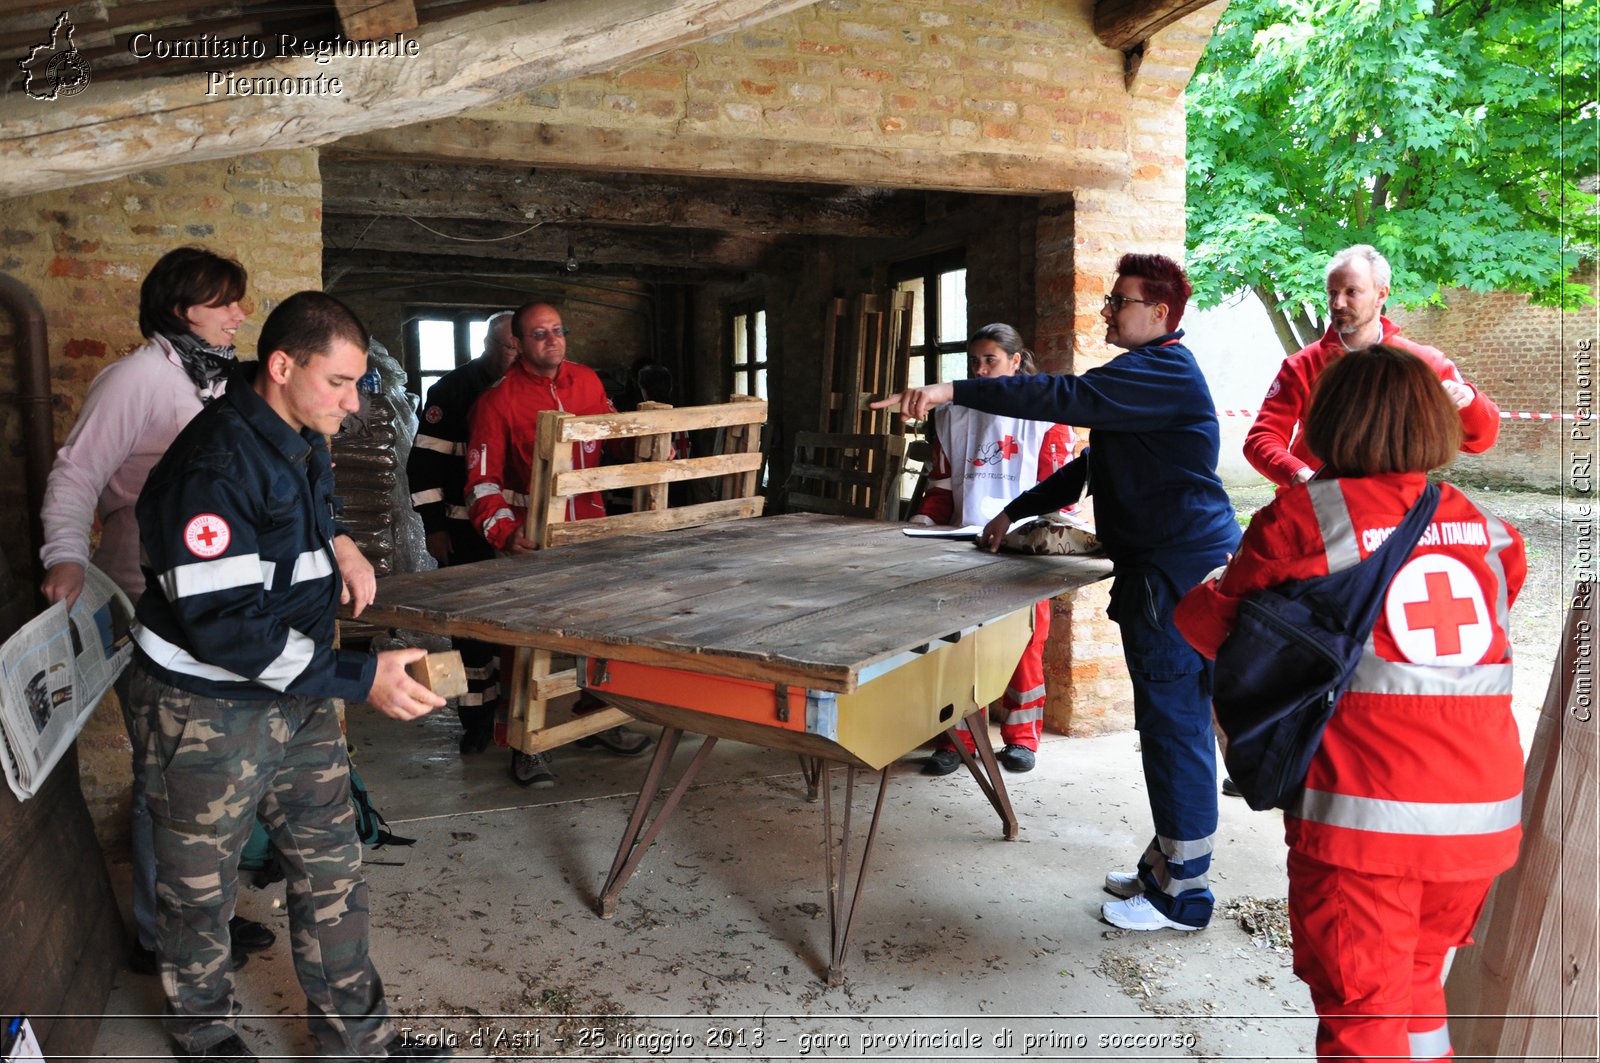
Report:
1288,850,1494,1062
950,600,1049,752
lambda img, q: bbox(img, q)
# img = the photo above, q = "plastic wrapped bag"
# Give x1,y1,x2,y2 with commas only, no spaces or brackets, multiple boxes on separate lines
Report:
332,338,436,576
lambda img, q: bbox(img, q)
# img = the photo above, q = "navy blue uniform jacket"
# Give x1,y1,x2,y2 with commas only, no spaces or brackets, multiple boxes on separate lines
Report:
952,331,1240,591
132,365,378,702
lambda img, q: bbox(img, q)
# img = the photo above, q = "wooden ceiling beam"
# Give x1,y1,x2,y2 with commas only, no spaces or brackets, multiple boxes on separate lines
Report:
322,248,752,287
1094,0,1218,52
320,160,927,239
0,0,816,198
336,119,1130,197
334,0,418,40
322,215,802,275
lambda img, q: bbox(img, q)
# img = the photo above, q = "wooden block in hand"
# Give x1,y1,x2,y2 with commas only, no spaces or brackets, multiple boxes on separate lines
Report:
405,650,468,698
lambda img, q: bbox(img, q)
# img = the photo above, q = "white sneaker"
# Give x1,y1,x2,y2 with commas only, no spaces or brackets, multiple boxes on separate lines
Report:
1103,869,1143,898
1102,894,1204,932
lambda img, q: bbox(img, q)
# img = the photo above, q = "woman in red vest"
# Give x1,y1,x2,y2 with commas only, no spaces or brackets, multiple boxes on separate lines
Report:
1175,345,1526,1062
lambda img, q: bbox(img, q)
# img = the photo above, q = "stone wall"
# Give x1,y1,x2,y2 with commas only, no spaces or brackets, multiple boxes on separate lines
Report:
0,149,324,846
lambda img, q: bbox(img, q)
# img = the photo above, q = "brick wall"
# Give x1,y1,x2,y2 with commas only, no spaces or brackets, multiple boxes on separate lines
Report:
1391,285,1596,489
0,150,324,846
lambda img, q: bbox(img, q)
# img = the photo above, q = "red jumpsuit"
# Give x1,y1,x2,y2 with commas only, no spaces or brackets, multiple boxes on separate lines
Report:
1243,319,1500,487
465,358,616,550
918,411,1074,753
1176,473,1525,1062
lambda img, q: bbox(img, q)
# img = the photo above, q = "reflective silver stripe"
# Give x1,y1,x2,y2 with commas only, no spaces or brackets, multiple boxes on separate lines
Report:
460,683,502,706
134,624,253,684
160,554,263,600
259,560,276,587
930,476,953,489
1007,682,1047,705
1409,1023,1451,1061
504,489,529,507
481,508,514,534
1157,834,1215,861
446,504,471,521
1348,653,1515,696
469,481,503,502
1006,706,1045,724
410,487,444,507
1142,837,1211,896
290,549,334,585
254,627,317,691
1307,479,1361,570
414,433,462,455
1292,787,1522,835
1476,499,1516,631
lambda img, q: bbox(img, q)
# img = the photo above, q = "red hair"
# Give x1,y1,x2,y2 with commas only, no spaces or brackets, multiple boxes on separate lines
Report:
1116,253,1193,331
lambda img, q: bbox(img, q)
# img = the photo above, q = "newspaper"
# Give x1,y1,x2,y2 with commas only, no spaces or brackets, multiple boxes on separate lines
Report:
0,565,134,800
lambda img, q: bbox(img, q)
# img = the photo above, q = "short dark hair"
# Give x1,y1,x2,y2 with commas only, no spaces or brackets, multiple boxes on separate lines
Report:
257,291,369,367
1115,253,1193,331
511,301,560,339
969,322,1039,374
1304,345,1463,476
138,246,248,340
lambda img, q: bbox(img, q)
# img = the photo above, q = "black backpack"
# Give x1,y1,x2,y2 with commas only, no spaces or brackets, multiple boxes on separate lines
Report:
1213,483,1439,811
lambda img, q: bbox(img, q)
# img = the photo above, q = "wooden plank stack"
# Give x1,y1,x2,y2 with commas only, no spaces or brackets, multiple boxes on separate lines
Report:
785,291,915,520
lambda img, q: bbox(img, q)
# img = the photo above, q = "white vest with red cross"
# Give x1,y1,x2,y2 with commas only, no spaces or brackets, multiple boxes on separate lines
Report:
927,405,1069,527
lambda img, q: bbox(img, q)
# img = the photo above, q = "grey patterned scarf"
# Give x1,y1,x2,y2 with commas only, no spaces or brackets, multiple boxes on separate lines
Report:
162,329,237,404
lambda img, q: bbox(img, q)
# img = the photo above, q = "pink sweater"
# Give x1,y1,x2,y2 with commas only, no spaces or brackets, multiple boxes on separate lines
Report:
40,335,219,600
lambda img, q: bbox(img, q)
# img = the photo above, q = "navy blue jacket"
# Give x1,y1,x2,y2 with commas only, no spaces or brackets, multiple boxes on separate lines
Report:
132,365,377,702
953,331,1240,590
407,353,499,545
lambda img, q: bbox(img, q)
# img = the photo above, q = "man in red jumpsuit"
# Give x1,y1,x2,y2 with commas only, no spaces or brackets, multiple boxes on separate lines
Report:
465,302,650,784
1244,244,1500,487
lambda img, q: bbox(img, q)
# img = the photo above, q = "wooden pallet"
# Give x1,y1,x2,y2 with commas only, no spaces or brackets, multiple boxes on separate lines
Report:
507,396,768,754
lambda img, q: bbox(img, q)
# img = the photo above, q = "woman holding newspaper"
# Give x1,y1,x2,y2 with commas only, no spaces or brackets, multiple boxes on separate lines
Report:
38,245,277,975
909,323,1073,776
1174,346,1526,1062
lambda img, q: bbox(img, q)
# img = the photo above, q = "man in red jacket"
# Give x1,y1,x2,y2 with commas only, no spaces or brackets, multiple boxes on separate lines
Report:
1244,244,1500,487
465,302,650,782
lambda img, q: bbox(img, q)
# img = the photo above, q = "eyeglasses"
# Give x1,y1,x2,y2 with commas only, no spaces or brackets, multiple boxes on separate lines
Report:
1103,294,1160,312
525,327,570,341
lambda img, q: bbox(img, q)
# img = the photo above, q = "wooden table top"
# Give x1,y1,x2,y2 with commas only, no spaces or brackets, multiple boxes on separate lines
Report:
360,513,1112,693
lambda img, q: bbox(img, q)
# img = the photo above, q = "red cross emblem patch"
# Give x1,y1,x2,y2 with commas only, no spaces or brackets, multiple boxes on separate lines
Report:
424,405,443,424
1383,554,1491,665
183,513,231,559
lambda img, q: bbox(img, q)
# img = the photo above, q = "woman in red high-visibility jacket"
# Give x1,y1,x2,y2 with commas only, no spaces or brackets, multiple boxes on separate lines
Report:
1175,345,1526,1063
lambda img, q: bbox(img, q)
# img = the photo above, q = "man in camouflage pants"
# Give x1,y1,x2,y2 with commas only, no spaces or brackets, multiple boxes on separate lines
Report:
129,291,448,1063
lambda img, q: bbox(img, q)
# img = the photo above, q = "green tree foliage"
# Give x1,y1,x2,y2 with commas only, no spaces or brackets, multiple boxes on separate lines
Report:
1186,0,1597,354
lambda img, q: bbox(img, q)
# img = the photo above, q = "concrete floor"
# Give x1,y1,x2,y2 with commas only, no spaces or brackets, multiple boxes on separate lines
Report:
94,700,1319,1062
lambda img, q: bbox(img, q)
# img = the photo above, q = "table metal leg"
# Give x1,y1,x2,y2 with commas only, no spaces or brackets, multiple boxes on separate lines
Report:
797,755,824,802
944,710,1019,841
597,727,719,918
820,762,892,986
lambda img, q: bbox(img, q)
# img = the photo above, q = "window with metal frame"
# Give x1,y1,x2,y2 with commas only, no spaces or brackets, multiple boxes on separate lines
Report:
405,310,499,400
890,251,968,389
729,303,769,400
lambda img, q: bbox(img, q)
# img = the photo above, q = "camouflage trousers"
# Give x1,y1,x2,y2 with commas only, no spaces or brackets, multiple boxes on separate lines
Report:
128,663,393,1057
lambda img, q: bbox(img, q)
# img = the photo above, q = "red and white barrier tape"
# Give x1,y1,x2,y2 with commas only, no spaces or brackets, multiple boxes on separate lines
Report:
1218,409,1588,421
